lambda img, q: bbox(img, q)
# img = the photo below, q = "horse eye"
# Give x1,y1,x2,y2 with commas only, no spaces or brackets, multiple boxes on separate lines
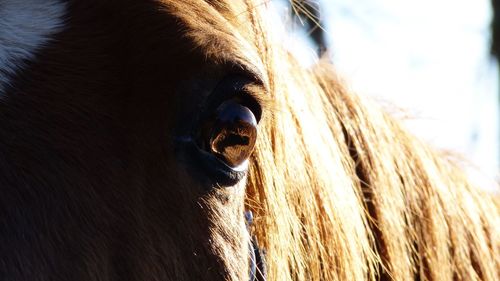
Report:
203,99,258,168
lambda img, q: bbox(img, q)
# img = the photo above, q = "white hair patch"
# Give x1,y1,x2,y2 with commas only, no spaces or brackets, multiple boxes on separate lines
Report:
0,0,67,95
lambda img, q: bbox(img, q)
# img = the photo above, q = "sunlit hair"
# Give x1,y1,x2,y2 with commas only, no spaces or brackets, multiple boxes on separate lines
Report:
217,1,500,280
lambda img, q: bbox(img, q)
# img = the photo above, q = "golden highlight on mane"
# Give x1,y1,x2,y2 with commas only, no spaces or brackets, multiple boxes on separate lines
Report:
171,0,499,279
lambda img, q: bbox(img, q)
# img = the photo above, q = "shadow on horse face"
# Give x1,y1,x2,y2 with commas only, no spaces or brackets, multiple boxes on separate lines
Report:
1,0,264,280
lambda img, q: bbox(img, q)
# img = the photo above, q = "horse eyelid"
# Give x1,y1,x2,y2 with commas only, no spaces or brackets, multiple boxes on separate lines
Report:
238,85,265,122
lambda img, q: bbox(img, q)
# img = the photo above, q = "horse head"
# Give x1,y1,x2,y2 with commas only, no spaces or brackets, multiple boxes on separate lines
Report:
0,0,269,280
1,1,498,280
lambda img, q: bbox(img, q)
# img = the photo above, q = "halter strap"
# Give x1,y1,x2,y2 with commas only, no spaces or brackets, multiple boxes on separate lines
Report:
245,211,267,281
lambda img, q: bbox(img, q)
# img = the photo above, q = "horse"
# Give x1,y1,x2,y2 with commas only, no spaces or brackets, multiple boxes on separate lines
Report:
0,0,498,280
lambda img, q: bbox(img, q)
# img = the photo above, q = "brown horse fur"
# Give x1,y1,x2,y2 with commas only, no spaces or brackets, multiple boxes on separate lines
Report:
0,0,498,280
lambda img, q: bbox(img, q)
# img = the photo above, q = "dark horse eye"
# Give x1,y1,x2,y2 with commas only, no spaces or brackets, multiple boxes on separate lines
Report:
203,99,258,168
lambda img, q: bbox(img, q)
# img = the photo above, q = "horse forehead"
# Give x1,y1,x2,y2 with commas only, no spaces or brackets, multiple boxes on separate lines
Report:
0,0,264,92
0,0,67,96
158,0,255,46
157,0,265,81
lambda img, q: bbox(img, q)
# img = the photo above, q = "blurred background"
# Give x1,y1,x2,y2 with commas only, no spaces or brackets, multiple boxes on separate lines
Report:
271,0,500,190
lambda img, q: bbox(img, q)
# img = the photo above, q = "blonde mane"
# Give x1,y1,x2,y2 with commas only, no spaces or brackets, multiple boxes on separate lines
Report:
214,1,500,280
